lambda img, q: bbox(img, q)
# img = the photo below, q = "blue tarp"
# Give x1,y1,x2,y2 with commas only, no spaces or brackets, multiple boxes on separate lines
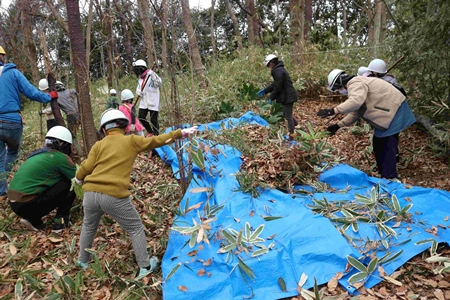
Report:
158,111,450,299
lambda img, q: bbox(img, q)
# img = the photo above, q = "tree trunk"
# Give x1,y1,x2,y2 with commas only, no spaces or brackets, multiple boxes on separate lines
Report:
367,1,375,56
160,0,169,71
114,0,133,73
224,0,243,50
45,0,69,34
339,0,348,48
137,0,155,67
210,0,217,65
20,0,40,84
65,0,98,154
290,0,303,65
246,0,254,44
86,0,94,81
304,0,312,41
180,0,206,87
373,0,386,56
105,0,118,89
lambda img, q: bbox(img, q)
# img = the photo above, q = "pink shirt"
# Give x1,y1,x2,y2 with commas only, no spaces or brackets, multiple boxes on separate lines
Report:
119,104,145,133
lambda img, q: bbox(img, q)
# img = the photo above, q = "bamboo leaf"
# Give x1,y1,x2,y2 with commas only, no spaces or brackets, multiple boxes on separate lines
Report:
278,277,287,292
245,222,251,240
218,243,236,253
391,194,401,212
249,224,265,241
351,221,359,233
346,256,367,272
237,256,255,280
400,203,413,214
431,240,438,255
414,238,435,245
189,232,197,248
367,257,378,273
165,262,182,282
189,187,210,194
262,215,283,221
15,278,23,298
341,209,353,218
354,194,373,204
251,248,269,257
222,230,236,244
314,277,321,300
348,272,368,284
380,249,403,265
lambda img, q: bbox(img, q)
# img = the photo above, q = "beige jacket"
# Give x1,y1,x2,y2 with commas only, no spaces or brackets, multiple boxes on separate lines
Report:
336,77,406,131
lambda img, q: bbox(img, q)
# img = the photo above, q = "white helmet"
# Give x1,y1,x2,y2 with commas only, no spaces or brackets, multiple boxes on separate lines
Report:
327,69,345,91
264,54,277,66
99,109,129,130
55,80,64,87
46,126,72,144
357,66,368,76
367,59,387,74
39,78,49,91
121,89,134,101
133,59,147,68
110,89,117,95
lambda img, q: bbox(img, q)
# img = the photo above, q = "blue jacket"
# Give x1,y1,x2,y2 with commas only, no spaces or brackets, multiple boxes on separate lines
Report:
0,63,51,123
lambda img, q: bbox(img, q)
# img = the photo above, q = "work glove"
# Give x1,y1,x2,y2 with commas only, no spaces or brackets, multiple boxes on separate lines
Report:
317,108,335,118
38,111,43,116
268,99,273,104
257,89,265,97
73,177,83,185
182,125,199,138
49,91,58,100
327,124,340,136
130,124,136,132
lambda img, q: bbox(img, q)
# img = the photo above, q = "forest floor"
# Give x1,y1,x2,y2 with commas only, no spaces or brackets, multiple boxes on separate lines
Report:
0,97,449,299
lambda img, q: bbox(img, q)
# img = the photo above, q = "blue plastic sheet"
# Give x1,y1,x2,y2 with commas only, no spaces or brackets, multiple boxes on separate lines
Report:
159,112,450,299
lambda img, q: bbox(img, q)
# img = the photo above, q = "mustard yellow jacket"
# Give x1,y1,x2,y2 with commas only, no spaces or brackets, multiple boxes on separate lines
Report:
336,77,406,131
76,128,182,198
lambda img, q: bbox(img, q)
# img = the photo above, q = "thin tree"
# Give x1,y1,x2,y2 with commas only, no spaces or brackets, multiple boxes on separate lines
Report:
20,0,40,84
137,0,155,66
210,0,217,64
65,0,98,153
224,0,243,50
180,0,206,87
290,0,304,65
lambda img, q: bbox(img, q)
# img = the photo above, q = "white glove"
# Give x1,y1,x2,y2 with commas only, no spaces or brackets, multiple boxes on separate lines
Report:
130,124,136,132
74,177,83,185
182,126,198,138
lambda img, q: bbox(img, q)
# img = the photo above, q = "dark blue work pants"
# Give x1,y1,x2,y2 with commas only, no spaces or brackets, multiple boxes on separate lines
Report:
372,133,399,179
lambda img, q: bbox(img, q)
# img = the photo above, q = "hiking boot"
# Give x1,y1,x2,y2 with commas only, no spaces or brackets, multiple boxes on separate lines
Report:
20,219,45,232
136,256,160,279
51,216,71,233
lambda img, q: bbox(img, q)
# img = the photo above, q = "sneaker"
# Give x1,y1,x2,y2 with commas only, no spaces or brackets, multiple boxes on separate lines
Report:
20,219,45,232
136,256,160,279
76,260,89,270
51,216,71,233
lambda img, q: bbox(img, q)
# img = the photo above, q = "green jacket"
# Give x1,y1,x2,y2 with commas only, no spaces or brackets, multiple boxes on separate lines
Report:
8,150,76,203
106,96,120,109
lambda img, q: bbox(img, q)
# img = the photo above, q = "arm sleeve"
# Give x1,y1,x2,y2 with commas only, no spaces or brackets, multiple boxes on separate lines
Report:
130,129,183,152
151,71,162,88
335,82,368,114
16,71,51,103
268,70,284,100
58,154,77,180
76,143,99,180
136,80,143,97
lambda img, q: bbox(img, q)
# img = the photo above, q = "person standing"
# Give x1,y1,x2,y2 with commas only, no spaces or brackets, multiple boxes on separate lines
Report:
366,59,398,84
74,109,198,277
119,89,145,136
257,54,298,140
106,89,120,109
38,79,58,131
8,126,76,232
0,46,57,201
133,59,162,137
317,69,416,180
55,81,81,136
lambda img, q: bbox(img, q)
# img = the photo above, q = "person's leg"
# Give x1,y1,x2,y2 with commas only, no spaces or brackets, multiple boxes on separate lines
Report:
99,194,150,268
282,103,296,134
0,122,23,196
138,109,152,135
149,110,159,136
372,135,384,175
78,192,104,263
380,133,399,179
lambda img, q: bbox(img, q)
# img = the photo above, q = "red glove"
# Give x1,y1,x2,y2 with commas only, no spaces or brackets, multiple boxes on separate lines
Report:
49,91,58,100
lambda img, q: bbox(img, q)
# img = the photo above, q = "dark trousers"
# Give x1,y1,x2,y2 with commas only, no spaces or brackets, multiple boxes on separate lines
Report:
373,133,399,179
138,109,159,135
10,178,76,226
282,103,298,134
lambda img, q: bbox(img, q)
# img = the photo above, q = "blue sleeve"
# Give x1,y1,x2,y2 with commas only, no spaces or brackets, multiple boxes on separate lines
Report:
16,71,51,103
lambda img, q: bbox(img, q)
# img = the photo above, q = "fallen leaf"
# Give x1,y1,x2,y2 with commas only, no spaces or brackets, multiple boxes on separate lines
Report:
48,237,64,243
203,258,212,266
383,275,403,286
444,216,449,222
404,197,411,202
178,286,188,292
9,244,17,255
234,218,240,223
52,265,63,277
327,276,338,292
378,265,387,277
434,289,445,300
249,210,254,217
393,221,401,228
187,250,198,257
197,268,206,277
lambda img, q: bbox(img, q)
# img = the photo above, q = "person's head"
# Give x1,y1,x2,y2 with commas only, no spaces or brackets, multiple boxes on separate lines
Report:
357,66,368,76
55,81,65,92
132,59,148,77
264,54,278,68
366,59,387,77
121,89,134,103
327,69,353,94
110,89,117,96
0,46,6,64
99,109,129,134
45,126,73,156
38,78,49,92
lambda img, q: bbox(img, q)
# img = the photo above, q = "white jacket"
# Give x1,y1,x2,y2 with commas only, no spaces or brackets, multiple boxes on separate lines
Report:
136,70,162,111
